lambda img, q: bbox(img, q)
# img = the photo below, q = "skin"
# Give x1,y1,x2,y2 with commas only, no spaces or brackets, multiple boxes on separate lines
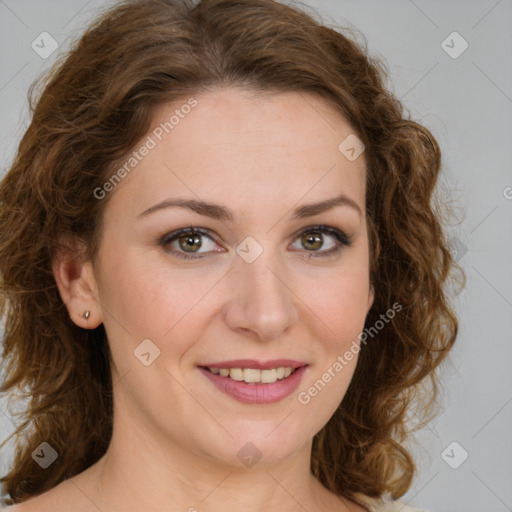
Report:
14,88,373,512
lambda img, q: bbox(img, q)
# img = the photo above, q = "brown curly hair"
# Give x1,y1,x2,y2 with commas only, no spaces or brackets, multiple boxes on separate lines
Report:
0,0,463,506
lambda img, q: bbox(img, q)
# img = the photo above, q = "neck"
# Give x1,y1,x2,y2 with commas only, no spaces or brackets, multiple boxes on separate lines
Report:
72,409,345,512
68,365,353,512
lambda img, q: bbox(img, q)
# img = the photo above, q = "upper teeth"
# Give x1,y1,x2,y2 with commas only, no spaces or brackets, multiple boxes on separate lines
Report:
208,367,295,383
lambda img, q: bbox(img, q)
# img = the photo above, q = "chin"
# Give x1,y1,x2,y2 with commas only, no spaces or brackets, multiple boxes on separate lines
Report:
196,424,311,469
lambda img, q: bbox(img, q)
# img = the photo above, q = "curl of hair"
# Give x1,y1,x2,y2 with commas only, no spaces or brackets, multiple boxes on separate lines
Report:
0,0,464,505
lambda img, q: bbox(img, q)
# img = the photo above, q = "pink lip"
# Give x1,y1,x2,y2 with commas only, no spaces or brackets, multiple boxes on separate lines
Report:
198,364,309,404
200,359,306,370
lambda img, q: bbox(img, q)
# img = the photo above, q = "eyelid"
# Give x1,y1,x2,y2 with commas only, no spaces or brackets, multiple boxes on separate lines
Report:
159,226,222,258
159,224,352,260
289,224,352,246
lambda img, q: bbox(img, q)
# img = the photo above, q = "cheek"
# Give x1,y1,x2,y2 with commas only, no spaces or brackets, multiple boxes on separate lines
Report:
95,244,218,356
295,265,369,420
99,258,170,334
302,260,371,339
296,250,370,402
93,238,150,338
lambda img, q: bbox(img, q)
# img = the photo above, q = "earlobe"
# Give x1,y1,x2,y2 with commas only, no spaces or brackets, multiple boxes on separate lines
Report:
52,244,102,329
367,236,380,313
368,284,375,314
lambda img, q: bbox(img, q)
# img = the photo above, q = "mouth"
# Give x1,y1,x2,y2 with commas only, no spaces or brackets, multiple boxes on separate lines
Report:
199,365,301,384
197,359,309,404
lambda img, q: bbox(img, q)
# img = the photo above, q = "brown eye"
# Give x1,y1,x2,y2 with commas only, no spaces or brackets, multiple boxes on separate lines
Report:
301,231,323,251
178,232,202,253
290,225,352,258
160,227,222,260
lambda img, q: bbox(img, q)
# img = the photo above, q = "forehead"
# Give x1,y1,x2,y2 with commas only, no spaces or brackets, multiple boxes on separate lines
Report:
105,88,366,219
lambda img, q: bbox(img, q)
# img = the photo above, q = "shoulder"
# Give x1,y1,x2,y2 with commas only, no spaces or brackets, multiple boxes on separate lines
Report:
3,498,48,512
352,493,432,512
3,504,29,511
4,498,63,512
2,479,87,512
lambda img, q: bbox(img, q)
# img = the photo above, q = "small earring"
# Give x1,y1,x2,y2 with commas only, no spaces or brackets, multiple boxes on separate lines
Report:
83,311,91,320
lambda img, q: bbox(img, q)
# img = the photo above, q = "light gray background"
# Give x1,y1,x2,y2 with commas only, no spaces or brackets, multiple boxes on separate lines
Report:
0,1,511,511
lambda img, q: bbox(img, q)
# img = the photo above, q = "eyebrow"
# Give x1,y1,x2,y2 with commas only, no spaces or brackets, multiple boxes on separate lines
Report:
137,193,363,221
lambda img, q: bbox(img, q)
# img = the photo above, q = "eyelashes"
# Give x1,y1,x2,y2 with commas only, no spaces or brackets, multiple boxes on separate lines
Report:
160,226,219,260
159,225,353,261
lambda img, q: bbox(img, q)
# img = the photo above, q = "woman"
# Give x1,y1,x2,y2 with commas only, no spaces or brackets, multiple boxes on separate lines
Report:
0,0,462,510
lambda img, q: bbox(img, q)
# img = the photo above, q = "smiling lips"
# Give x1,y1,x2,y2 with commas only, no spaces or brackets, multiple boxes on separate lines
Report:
204,366,296,384
198,359,308,404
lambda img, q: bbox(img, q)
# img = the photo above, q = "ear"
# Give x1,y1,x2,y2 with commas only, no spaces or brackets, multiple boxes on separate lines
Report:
52,240,103,329
367,237,380,314
367,284,375,315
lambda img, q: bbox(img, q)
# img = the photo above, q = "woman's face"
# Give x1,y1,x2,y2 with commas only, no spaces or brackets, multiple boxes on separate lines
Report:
89,87,373,467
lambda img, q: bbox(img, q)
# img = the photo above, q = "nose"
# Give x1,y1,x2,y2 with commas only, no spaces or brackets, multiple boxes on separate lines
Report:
222,251,299,342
